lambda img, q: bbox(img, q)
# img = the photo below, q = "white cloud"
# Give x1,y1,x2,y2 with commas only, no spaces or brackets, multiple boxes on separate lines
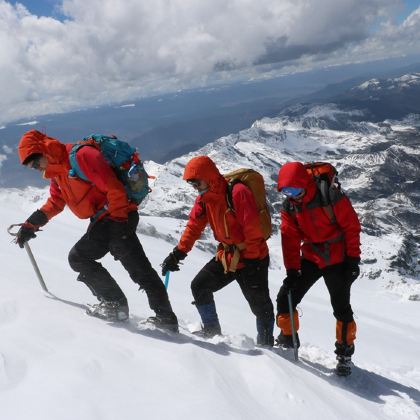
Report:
0,0,418,124
2,145,13,153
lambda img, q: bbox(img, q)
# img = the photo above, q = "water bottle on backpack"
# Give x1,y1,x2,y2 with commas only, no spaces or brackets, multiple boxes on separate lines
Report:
128,163,146,192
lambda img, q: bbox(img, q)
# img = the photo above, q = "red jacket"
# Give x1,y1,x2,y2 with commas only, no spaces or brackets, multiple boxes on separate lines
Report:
278,162,361,270
18,130,136,221
177,156,268,271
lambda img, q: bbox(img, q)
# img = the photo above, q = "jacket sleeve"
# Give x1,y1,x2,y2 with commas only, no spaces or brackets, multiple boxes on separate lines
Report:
280,207,304,270
177,197,208,254
40,179,67,220
232,184,266,259
76,146,130,220
333,195,361,258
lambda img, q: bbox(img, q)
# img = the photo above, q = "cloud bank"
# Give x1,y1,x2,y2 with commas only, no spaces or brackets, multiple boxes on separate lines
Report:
0,0,419,124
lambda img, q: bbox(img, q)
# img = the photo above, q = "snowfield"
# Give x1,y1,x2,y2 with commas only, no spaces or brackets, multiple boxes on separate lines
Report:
1,188,419,420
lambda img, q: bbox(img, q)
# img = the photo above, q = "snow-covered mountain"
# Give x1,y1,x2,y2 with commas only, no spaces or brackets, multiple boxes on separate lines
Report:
354,73,420,93
331,72,420,121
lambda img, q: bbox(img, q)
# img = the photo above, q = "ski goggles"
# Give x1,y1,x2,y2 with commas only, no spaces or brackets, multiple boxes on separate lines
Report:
282,187,305,198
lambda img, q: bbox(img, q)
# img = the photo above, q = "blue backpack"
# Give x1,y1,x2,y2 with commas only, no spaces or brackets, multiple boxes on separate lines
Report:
68,134,151,204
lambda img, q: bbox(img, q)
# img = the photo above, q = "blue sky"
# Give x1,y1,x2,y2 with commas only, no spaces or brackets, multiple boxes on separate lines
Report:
397,0,420,22
11,0,64,18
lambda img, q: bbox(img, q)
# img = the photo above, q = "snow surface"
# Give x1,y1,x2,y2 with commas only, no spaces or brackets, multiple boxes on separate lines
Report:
1,188,419,420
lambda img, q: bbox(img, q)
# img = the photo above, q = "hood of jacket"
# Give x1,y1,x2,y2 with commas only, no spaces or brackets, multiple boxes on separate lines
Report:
277,161,317,203
18,130,69,178
183,155,226,194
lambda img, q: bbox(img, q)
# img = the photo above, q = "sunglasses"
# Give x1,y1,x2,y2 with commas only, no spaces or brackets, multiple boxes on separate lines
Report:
282,187,305,198
26,156,43,170
187,179,201,187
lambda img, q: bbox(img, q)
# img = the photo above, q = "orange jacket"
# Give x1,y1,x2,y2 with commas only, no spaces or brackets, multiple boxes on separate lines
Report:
177,156,268,270
18,130,136,221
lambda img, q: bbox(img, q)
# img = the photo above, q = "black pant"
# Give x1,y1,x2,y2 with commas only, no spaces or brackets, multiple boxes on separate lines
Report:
191,256,274,325
68,212,173,315
276,258,354,322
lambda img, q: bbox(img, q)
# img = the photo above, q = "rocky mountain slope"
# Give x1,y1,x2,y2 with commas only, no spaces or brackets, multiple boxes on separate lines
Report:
140,83,420,299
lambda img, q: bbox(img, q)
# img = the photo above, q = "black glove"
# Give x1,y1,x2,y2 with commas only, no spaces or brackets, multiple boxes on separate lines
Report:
344,256,360,283
283,269,301,292
16,223,37,248
161,247,187,276
16,210,48,248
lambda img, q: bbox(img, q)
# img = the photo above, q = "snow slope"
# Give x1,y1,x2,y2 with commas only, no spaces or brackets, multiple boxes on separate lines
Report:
1,189,419,420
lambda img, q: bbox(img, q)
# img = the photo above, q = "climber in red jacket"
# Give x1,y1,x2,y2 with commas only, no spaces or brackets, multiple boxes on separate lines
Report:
276,162,361,374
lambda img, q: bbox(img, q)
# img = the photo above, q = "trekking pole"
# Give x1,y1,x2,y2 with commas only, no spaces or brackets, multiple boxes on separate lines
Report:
287,290,299,361
7,224,50,294
164,272,170,289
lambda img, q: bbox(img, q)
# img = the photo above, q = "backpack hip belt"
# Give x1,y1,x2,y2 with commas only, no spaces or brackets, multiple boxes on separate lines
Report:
90,205,109,224
216,242,246,273
303,233,345,264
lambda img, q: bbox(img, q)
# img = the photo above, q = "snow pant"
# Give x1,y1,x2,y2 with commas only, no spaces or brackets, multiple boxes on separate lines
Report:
191,256,274,337
68,211,175,316
276,258,356,354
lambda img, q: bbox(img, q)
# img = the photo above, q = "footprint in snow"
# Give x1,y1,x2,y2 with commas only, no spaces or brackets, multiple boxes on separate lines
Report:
0,300,18,327
0,351,27,392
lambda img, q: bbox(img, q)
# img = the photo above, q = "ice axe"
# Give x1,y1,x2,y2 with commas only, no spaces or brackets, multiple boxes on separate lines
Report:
8,224,50,294
287,290,299,361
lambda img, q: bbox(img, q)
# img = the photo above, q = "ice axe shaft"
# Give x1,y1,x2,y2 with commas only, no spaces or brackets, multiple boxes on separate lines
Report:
23,242,49,293
8,224,49,293
164,272,170,289
287,290,299,361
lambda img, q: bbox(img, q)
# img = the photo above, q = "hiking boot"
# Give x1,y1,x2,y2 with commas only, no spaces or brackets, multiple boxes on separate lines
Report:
256,318,274,347
86,300,129,322
336,355,353,376
192,324,222,339
257,333,274,347
334,342,355,357
146,314,179,333
275,331,300,349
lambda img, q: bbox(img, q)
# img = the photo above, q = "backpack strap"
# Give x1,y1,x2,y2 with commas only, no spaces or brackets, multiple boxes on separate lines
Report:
224,179,243,241
317,179,337,225
225,179,242,212
68,144,90,181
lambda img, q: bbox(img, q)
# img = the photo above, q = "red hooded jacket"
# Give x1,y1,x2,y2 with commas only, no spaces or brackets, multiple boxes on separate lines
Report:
278,162,361,270
18,130,136,221
177,156,268,271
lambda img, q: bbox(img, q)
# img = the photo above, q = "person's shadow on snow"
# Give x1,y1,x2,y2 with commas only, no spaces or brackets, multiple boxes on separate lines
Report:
299,357,420,407
45,295,262,357
110,314,263,358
